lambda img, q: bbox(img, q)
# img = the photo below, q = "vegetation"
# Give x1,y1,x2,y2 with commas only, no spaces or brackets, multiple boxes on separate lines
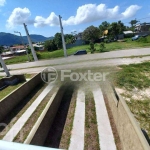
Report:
4,37,150,65
44,33,75,51
99,21,110,36
114,62,150,90
114,62,150,137
84,91,100,150
44,40,57,52
0,83,24,100
99,42,106,52
126,100,150,137
82,25,100,42
89,42,96,53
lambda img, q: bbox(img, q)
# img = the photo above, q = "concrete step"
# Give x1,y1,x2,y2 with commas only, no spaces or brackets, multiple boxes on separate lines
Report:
3,83,54,142
69,90,85,150
92,86,116,150
69,85,116,150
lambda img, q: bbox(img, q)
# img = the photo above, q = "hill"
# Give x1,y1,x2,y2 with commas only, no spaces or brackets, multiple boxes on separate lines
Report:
0,32,54,46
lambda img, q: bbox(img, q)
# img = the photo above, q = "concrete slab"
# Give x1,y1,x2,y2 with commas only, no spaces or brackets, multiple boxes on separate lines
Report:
3,83,54,142
69,90,85,150
92,86,116,150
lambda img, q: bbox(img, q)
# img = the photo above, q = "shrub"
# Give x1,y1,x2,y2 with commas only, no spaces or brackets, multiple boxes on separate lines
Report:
36,52,42,59
99,42,106,52
137,37,148,43
89,42,96,53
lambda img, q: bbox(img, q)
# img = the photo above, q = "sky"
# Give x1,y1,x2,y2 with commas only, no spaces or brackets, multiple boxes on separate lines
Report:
0,0,150,37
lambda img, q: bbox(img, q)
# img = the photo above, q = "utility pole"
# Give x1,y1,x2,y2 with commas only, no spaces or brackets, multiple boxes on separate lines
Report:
59,15,67,57
0,55,10,77
14,31,31,62
23,23,38,61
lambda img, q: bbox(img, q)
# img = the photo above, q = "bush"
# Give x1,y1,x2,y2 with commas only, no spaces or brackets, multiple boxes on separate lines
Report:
89,42,96,53
99,42,106,52
137,37,148,43
36,52,42,59
104,39,108,43
27,47,31,54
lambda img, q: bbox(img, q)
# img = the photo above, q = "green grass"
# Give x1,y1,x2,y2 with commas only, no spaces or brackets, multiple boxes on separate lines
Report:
24,74,36,79
0,82,25,100
4,36,150,65
84,90,100,150
4,45,90,65
4,55,33,65
113,61,150,138
126,99,150,137
114,62,150,90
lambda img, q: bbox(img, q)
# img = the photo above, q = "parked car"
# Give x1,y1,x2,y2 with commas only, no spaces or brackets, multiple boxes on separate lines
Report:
74,50,87,55
141,34,148,37
132,35,140,41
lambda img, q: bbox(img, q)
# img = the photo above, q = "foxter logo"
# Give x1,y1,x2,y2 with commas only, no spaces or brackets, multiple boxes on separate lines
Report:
41,67,58,83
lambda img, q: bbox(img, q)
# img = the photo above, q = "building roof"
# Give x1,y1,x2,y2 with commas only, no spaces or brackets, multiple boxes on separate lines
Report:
123,31,133,34
10,45,25,49
15,50,26,53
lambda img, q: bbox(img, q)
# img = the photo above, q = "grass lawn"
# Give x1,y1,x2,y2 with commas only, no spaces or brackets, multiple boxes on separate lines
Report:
114,62,150,90
113,62,150,137
0,82,25,100
4,45,90,65
4,36,150,65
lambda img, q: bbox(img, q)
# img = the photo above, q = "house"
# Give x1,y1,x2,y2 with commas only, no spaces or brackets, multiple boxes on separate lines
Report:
33,44,44,51
123,31,133,34
10,45,25,52
135,23,150,32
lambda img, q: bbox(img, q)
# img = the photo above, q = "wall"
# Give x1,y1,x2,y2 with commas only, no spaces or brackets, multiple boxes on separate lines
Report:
102,82,150,150
66,39,85,49
0,73,42,122
29,85,66,146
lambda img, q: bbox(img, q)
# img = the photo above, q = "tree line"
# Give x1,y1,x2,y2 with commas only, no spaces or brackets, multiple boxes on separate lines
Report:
82,20,132,42
45,19,138,51
44,33,75,52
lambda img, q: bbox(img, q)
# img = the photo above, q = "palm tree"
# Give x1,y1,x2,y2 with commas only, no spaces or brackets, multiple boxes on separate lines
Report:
0,46,10,77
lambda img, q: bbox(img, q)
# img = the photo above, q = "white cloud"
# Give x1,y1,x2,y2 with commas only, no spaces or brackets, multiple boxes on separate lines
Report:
34,12,59,27
63,4,119,25
121,5,141,19
6,4,141,28
63,4,141,25
6,7,33,29
0,0,6,6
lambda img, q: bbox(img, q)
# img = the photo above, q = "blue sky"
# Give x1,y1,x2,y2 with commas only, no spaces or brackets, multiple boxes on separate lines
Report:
0,0,150,37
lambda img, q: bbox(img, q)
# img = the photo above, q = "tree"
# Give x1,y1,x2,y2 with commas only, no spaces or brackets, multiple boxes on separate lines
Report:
108,22,119,38
99,21,110,36
117,21,126,34
129,19,139,31
44,40,57,52
82,26,100,42
108,21,126,38
130,19,139,27
54,33,62,49
65,34,75,44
